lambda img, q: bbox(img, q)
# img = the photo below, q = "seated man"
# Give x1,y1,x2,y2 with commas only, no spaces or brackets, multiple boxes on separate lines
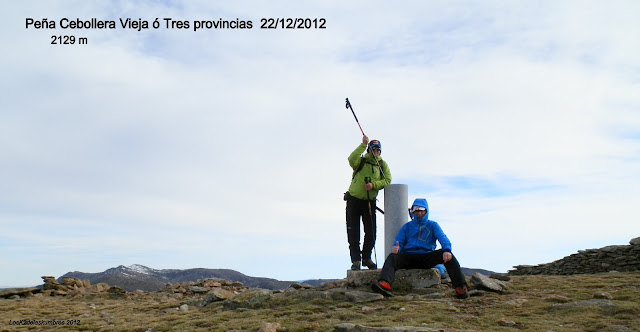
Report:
372,198,469,299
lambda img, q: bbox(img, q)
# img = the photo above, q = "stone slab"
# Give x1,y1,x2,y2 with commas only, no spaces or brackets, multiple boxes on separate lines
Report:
346,268,441,290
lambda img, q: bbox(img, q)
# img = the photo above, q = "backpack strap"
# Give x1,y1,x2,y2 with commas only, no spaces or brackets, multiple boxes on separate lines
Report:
352,157,386,180
351,157,366,179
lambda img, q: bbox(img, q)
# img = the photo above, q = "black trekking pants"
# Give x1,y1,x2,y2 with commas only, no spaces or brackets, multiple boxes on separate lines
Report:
379,250,467,288
345,195,376,263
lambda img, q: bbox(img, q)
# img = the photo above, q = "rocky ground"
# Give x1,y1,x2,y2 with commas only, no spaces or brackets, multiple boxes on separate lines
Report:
1,272,639,331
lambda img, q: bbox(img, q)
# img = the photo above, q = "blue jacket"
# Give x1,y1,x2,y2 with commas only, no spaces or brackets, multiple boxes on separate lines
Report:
395,198,452,254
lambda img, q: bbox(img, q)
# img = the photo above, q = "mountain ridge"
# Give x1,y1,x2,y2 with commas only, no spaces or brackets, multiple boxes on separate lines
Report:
60,264,297,292
58,264,493,292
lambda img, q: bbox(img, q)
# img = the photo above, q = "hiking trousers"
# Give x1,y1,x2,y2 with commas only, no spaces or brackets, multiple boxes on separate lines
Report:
345,195,376,263
379,250,467,288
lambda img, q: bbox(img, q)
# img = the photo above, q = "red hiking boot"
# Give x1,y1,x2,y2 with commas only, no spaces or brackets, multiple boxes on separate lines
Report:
455,286,470,299
371,280,393,297
378,280,391,291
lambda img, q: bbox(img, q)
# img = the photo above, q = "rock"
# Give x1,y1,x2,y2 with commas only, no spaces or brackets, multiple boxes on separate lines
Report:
223,289,272,310
489,273,511,281
346,270,380,287
509,238,640,275
334,323,444,331
291,289,333,301
347,269,440,291
61,277,84,288
42,276,63,290
0,287,39,298
593,292,612,300
201,279,224,287
179,304,189,312
92,283,110,293
345,290,384,303
395,269,441,289
200,288,237,306
213,288,238,299
496,318,524,328
334,323,355,331
471,273,508,293
188,286,209,294
258,322,281,332
107,286,127,298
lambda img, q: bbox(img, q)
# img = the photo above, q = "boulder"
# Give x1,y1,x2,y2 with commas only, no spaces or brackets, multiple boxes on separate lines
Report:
345,290,384,303
61,277,84,288
223,289,272,310
188,286,209,294
199,288,237,307
41,276,63,290
346,268,441,291
107,286,127,298
92,283,110,293
0,287,40,298
471,273,508,293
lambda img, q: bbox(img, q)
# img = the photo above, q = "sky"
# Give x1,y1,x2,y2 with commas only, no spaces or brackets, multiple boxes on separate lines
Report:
1,1,639,287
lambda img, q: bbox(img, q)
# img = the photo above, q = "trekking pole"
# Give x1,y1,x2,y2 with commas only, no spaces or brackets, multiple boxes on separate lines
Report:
365,177,377,267
345,98,365,136
346,98,387,181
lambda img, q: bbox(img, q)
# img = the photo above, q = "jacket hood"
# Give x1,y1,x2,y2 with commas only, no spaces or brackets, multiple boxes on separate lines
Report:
411,198,429,221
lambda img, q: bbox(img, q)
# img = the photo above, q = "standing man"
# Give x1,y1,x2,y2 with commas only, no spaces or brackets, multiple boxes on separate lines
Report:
372,198,470,299
345,135,392,270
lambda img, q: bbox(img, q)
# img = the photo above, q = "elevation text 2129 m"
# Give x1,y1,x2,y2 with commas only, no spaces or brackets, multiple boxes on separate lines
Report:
51,35,88,45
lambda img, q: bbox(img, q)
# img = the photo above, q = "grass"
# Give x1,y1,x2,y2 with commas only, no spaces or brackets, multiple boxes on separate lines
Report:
1,272,639,331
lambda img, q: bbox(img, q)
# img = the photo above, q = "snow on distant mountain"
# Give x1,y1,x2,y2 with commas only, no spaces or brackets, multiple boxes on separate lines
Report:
127,264,157,275
59,264,300,292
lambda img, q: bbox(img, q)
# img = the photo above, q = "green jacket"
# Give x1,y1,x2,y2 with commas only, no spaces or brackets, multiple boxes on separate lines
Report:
347,143,392,200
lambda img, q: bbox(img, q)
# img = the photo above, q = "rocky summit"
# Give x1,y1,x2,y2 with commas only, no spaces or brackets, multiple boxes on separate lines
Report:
509,236,640,275
1,237,638,331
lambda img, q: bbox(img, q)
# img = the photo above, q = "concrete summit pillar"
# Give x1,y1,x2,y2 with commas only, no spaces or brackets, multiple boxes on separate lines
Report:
383,184,408,258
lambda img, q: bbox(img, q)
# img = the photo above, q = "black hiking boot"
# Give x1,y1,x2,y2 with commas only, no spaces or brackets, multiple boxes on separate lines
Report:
351,261,361,271
362,259,377,269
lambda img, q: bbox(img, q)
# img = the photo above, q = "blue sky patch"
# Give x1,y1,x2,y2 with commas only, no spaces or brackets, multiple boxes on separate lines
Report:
402,174,562,198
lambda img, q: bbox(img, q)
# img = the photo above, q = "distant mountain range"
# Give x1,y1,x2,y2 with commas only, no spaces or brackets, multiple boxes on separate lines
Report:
57,264,494,292
59,264,330,292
